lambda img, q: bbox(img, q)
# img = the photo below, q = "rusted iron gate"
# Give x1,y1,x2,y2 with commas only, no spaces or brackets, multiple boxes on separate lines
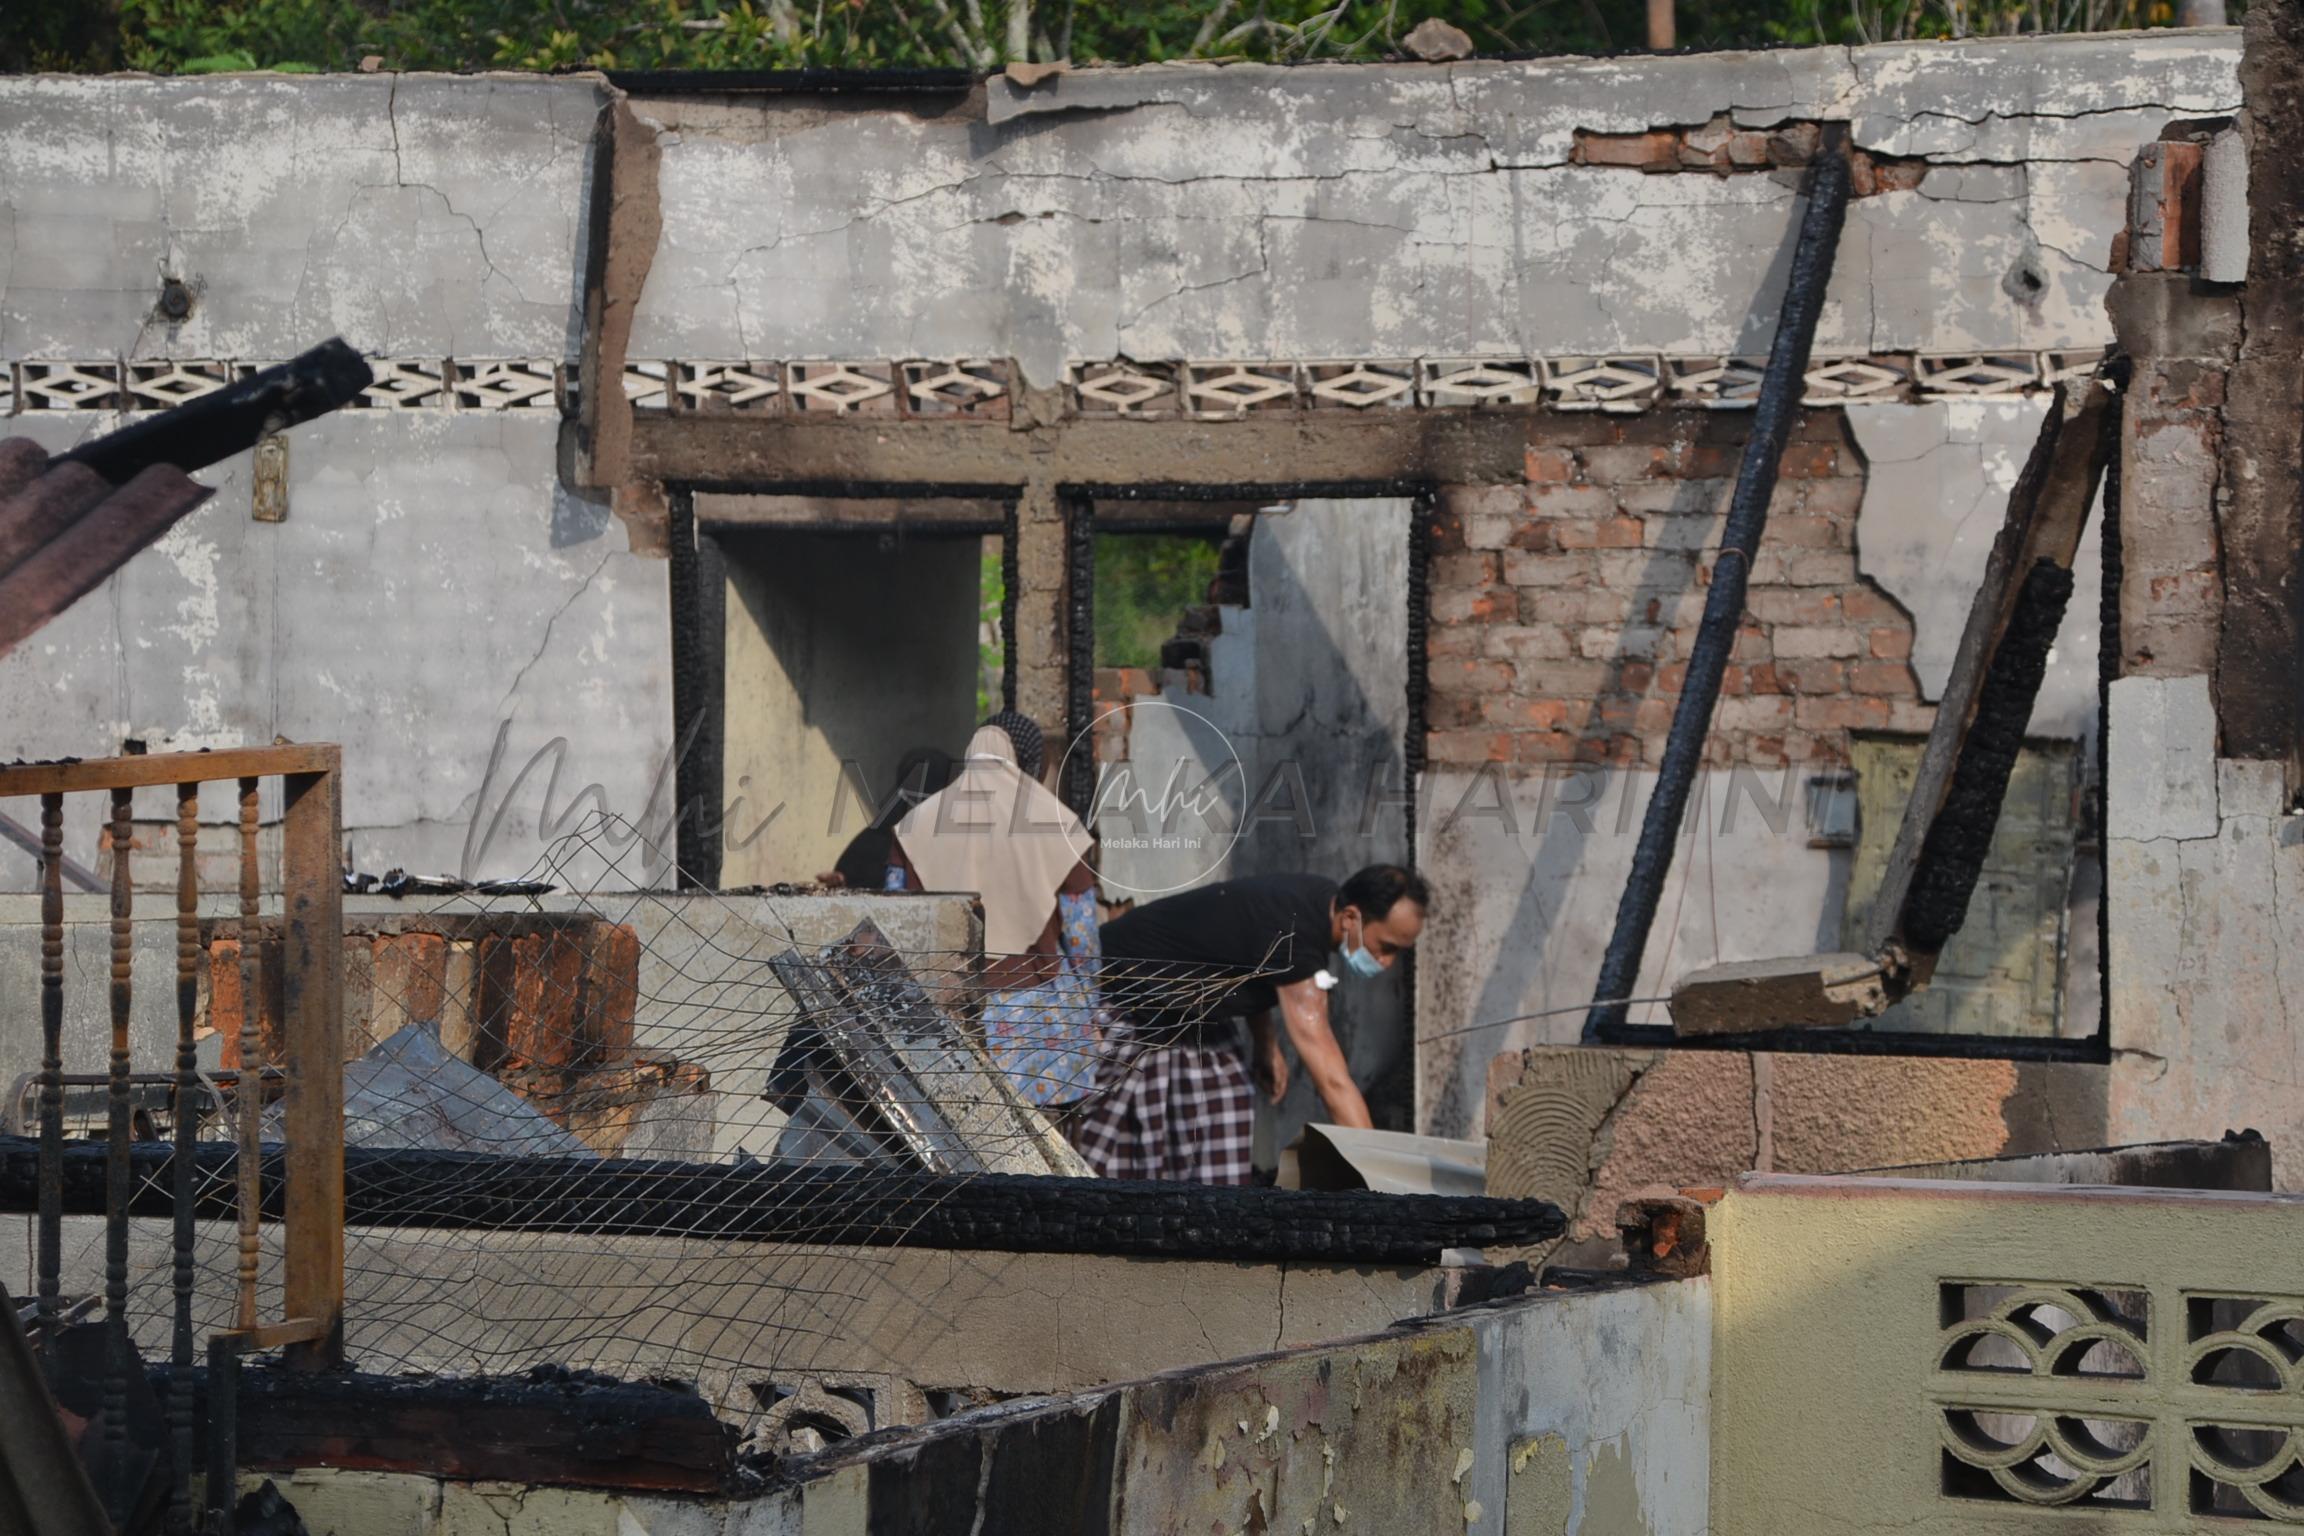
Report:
0,744,345,1531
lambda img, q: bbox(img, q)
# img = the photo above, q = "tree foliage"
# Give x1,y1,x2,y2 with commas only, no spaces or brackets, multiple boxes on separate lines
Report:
5,0,2191,75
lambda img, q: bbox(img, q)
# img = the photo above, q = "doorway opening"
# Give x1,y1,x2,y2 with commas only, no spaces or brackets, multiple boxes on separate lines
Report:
1065,484,1431,1134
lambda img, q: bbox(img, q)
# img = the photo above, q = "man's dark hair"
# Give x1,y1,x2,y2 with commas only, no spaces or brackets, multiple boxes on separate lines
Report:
982,710,1046,780
1337,864,1430,921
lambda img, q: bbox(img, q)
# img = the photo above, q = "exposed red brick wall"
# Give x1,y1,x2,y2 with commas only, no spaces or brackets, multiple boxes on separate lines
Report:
1427,412,1931,770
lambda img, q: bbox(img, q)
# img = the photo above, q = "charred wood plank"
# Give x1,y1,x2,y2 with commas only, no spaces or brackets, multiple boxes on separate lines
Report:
155,1364,734,1494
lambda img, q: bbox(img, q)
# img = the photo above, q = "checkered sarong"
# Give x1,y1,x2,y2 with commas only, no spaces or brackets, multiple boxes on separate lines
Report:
1066,1025,1256,1185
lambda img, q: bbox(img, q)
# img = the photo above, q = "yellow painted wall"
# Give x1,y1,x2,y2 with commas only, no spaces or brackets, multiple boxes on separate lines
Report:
1711,1174,2304,1533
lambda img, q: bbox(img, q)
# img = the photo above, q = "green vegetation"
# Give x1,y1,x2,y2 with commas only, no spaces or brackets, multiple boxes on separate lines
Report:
1095,534,1223,671
7,0,2193,76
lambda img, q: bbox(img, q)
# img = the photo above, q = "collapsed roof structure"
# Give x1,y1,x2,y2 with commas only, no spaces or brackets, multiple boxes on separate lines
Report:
0,9,2298,1533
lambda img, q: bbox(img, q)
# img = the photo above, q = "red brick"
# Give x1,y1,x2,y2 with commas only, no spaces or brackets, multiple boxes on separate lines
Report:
1634,697,1678,734
1616,479,1732,515
1432,656,1516,694
1429,626,1482,659
1777,444,1840,478
1869,628,1913,660
1512,732,1580,764
1428,508,1467,553
1795,695,1893,731
1850,660,1915,696
1482,625,1574,661
1428,694,1486,729
1432,552,1501,587
1794,477,1866,517
1503,551,1594,588
1526,484,1618,519
1517,659,1620,696
1593,550,1698,590
1786,551,1861,587
1430,730,1513,765
1433,585,1520,624
1764,516,1844,549
1556,518,1645,550
1745,589,1841,625
1579,625,1665,659
1524,446,1579,483
1717,696,1795,732
1575,129,1680,169
1885,700,1937,734
1839,586,1907,624
1617,661,1655,693
1775,658,1848,693
1773,625,1865,660
1552,590,1636,625
1643,515,1716,551
1578,445,1672,484
1743,661,1786,694
1483,696,1575,729
1730,626,1772,662
1466,514,1525,550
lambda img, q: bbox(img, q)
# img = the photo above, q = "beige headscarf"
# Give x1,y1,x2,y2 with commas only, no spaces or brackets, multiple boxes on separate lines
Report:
895,725,1090,954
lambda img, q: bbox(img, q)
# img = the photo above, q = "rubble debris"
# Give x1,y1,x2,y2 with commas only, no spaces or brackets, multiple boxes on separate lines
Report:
1668,953,1890,1035
1400,17,1475,60
767,920,1090,1178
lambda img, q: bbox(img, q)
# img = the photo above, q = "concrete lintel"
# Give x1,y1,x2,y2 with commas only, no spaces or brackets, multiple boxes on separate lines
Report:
631,409,1528,490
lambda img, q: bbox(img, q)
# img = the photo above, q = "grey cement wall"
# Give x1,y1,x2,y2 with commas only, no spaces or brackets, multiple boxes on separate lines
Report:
630,35,2238,384
1847,400,2105,741
0,75,600,360
2104,675,2304,1188
0,73,666,895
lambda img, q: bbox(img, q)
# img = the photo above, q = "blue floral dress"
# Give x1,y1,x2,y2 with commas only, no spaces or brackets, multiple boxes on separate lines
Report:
984,891,1106,1109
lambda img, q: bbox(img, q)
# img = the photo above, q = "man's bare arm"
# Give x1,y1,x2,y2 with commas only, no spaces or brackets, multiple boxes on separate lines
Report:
1274,978,1371,1129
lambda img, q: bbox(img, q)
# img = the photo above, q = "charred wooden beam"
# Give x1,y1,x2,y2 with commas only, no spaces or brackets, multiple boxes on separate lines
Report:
0,1135,1563,1265
1669,370,2120,1035
155,1363,734,1494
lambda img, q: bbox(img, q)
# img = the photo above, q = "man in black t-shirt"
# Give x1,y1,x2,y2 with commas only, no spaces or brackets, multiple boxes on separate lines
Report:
1070,865,1429,1185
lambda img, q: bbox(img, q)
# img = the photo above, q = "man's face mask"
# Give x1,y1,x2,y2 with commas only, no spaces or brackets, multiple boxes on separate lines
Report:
1341,908,1385,980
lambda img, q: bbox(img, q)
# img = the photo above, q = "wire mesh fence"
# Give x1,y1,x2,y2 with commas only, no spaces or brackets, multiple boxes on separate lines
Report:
35,811,1268,1445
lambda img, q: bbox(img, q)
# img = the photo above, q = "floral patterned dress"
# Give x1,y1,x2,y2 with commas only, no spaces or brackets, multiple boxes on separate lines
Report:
983,891,1106,1109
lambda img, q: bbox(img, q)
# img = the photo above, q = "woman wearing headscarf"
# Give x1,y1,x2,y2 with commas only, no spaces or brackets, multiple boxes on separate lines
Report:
891,719,1105,1109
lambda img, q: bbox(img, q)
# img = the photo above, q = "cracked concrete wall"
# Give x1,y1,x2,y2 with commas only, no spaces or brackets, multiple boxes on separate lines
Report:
0,74,598,359
2104,676,2304,1187
629,35,2237,385
221,1277,1708,1536
1845,399,2103,740
0,76,677,893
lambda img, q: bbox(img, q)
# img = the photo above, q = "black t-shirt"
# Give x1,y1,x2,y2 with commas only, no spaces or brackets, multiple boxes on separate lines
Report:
1098,873,1337,1039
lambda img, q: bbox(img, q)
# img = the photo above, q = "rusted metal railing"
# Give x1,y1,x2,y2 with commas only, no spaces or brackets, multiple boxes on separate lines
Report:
0,744,345,1529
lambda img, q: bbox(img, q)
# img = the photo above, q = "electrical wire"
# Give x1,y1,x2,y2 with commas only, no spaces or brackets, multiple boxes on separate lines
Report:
1419,994,1678,1044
